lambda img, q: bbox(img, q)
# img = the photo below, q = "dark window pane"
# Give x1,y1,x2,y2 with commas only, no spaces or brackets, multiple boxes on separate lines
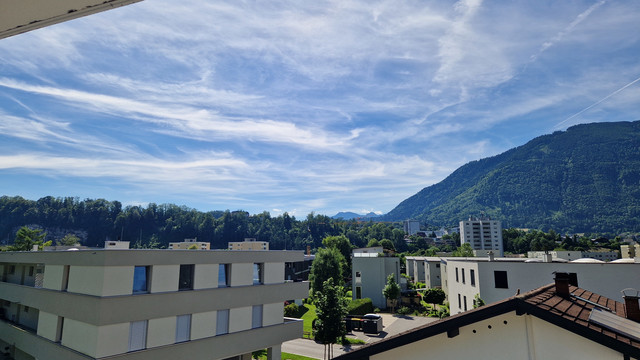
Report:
133,266,149,293
179,264,194,290
494,270,508,289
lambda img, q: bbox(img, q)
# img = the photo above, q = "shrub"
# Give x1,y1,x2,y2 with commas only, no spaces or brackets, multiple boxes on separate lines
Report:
284,303,300,318
397,306,412,315
347,298,374,315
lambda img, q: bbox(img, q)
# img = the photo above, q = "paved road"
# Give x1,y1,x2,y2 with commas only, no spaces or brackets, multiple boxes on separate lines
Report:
282,314,439,359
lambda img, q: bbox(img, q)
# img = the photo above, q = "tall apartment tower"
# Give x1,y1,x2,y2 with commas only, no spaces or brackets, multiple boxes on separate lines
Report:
403,220,420,236
459,215,503,256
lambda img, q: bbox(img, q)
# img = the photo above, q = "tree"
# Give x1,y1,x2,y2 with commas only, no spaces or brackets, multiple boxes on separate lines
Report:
58,234,80,246
452,243,474,257
366,238,380,248
314,278,348,359
420,288,446,306
309,247,345,296
322,235,353,276
380,239,395,252
9,226,46,251
383,273,401,313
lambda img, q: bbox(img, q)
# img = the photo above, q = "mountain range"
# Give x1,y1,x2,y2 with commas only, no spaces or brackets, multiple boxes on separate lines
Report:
382,120,640,233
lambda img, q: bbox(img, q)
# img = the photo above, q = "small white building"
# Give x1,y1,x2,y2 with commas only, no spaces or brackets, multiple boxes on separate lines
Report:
352,249,400,309
444,256,640,315
527,250,618,262
169,238,210,250
228,238,269,251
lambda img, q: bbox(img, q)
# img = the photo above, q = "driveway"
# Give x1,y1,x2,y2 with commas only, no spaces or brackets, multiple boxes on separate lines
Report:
281,314,439,359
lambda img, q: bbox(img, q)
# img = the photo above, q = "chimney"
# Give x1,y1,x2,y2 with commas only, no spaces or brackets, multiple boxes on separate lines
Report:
488,251,495,262
622,289,640,322
554,272,571,297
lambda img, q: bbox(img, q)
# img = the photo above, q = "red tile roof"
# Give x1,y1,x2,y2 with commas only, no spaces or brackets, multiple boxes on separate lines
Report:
336,283,640,360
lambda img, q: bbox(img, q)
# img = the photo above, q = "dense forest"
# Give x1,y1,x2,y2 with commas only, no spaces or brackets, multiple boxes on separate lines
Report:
0,195,407,250
384,121,640,233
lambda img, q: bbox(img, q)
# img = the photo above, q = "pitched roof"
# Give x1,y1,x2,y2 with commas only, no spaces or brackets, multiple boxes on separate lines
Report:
336,283,640,359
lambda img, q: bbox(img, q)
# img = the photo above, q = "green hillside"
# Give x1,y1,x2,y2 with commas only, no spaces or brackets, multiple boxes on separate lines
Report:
384,121,640,233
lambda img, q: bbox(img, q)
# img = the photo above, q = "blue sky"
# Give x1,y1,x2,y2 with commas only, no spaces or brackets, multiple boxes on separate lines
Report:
0,0,639,217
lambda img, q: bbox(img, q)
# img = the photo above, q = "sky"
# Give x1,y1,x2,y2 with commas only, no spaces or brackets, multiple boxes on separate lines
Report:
0,0,639,217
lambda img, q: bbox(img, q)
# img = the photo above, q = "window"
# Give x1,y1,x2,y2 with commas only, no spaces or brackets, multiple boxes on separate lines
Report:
133,266,150,293
461,269,466,284
494,270,508,289
457,294,461,309
355,271,361,278
355,286,362,299
436,264,440,268
129,320,148,351
179,265,194,290
8,265,15,275
28,266,34,277
455,268,459,282
252,305,263,329
175,314,191,343
216,309,229,335
218,264,230,287
470,269,476,286
463,296,467,311
24,306,29,313
253,263,264,285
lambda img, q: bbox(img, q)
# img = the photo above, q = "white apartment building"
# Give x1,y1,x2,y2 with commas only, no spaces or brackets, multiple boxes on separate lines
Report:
459,216,503,256
352,250,400,309
169,238,211,250
228,238,269,251
444,257,640,315
527,250,619,262
403,220,420,236
0,249,308,360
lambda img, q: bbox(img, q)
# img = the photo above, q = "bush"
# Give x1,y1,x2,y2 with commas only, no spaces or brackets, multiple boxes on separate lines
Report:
284,303,301,318
397,306,412,315
347,298,374,315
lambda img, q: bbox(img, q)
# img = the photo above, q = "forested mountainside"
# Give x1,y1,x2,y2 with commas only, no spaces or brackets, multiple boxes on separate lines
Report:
384,121,640,233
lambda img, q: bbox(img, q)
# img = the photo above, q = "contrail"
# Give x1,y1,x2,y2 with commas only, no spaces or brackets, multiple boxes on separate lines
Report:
554,75,640,129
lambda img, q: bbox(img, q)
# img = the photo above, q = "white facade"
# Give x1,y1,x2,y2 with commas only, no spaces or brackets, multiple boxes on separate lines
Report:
459,216,503,256
0,250,307,360
445,257,640,314
403,220,420,236
352,254,400,309
528,250,619,262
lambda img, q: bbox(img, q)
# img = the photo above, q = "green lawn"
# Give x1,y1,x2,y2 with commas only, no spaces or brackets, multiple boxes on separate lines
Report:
299,303,317,334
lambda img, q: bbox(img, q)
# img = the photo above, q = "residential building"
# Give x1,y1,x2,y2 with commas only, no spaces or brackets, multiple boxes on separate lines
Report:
335,274,640,360
528,250,619,262
444,256,640,315
459,215,503,256
352,249,400,309
228,238,269,251
0,249,308,360
104,241,131,249
621,243,640,259
169,238,210,250
403,220,420,236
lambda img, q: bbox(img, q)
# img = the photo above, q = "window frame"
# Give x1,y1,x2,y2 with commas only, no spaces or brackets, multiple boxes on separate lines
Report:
133,266,150,294
216,309,229,335
218,264,230,288
178,264,195,291
494,270,508,289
